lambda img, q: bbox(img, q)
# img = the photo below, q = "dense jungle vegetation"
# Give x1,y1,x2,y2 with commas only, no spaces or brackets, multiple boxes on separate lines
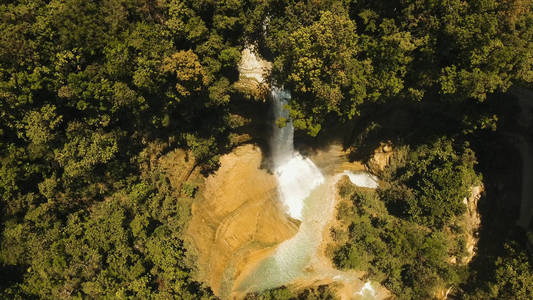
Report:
0,0,532,299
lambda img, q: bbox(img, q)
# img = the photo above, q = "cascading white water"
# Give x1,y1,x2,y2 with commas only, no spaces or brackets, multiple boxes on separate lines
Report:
343,170,379,189
235,88,327,290
270,87,325,220
270,88,293,162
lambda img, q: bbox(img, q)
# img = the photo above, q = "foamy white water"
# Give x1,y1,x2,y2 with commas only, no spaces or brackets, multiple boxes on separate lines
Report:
271,88,324,220
356,281,377,298
343,170,379,189
275,154,325,219
238,173,380,297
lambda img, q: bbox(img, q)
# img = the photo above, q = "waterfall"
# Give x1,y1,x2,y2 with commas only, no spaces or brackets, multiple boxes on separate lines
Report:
270,87,325,220
236,85,381,297
234,47,383,298
270,87,294,164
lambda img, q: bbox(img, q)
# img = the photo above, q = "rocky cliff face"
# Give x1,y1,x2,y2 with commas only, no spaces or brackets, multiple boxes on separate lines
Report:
462,185,483,264
186,145,299,297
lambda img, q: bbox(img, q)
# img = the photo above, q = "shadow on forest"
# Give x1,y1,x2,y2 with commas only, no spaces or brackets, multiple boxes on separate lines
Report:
459,92,532,293
309,90,531,294
296,96,468,163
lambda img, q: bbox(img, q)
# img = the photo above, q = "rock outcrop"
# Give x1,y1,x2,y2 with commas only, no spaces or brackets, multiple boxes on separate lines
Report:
234,46,272,100
462,185,483,264
367,142,393,172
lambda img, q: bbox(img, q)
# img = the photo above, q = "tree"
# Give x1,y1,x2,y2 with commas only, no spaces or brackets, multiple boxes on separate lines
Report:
466,242,533,299
54,123,119,179
281,10,370,135
20,105,63,146
382,138,479,229
162,50,208,98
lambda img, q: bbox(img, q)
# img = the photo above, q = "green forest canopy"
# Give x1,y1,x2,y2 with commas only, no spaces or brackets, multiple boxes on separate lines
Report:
0,0,532,299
